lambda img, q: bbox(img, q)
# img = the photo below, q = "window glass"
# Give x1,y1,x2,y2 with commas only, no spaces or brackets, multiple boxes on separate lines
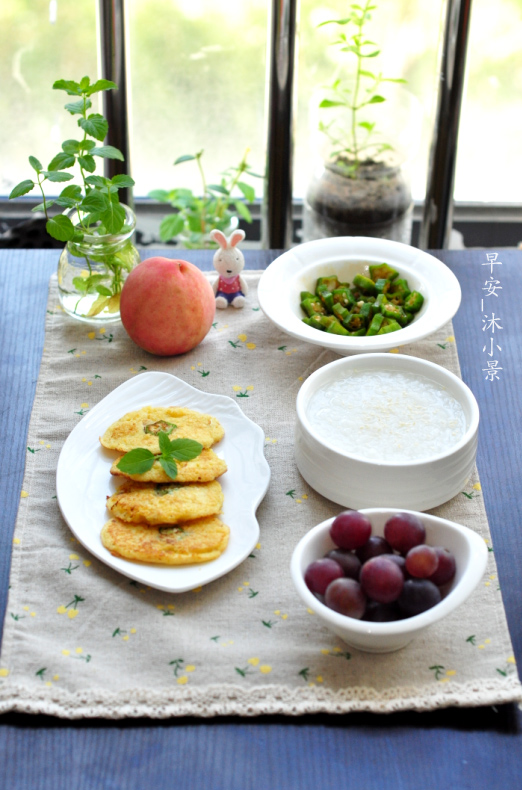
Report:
0,0,97,197
126,0,268,198
1,0,520,208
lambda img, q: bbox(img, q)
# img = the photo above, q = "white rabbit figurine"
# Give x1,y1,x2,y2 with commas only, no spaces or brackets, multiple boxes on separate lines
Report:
210,228,248,309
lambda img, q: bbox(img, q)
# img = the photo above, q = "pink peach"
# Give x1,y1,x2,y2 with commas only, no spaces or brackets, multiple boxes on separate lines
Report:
120,257,215,356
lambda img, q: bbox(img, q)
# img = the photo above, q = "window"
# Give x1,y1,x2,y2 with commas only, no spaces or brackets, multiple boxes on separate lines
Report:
2,0,521,220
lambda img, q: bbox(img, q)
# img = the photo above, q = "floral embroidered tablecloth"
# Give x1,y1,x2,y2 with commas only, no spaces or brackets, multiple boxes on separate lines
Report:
0,272,521,718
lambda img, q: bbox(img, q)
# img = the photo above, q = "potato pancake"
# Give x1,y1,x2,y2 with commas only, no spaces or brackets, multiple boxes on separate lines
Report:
110,447,227,483
101,516,230,565
100,406,224,454
106,479,224,525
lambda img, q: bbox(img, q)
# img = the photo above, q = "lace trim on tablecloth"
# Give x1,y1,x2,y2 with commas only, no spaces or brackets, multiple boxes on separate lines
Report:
1,679,521,719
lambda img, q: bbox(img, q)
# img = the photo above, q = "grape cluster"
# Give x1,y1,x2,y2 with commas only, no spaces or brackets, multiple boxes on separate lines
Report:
304,511,456,622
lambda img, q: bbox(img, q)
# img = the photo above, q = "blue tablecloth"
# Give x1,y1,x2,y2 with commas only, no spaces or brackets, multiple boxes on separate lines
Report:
1,247,521,790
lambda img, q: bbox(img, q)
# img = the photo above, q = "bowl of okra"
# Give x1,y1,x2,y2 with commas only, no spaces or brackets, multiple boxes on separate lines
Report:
258,237,461,355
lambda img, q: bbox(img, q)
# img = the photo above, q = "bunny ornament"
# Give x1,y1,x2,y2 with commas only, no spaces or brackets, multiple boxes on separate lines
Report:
210,228,248,309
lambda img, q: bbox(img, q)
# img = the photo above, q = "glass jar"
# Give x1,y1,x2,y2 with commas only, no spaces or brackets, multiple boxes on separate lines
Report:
57,203,140,323
303,161,413,244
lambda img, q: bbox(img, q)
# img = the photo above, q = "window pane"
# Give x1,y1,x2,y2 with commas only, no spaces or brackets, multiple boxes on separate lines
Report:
0,0,97,197
453,0,522,203
126,0,268,199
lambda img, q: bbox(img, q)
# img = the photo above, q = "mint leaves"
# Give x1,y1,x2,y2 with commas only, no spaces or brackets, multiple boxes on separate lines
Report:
8,75,135,242
116,431,203,481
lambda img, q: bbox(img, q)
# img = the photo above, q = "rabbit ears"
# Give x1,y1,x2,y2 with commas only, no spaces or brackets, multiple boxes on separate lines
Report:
210,229,246,249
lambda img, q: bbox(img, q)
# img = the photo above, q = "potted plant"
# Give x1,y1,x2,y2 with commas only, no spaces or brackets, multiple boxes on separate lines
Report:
9,76,139,323
302,1,421,244
149,149,261,249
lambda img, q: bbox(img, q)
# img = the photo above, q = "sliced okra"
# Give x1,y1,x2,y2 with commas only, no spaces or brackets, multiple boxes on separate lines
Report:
144,420,176,436
352,273,377,295
332,303,351,322
325,319,350,335
389,278,411,298
404,291,424,313
300,290,316,302
374,278,391,295
381,303,409,326
366,313,385,335
301,297,326,317
316,275,340,293
377,318,402,335
369,263,399,282
302,316,325,331
332,287,356,308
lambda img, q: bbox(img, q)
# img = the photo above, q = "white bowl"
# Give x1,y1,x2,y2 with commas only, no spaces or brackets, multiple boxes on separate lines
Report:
295,353,479,511
258,237,461,355
290,508,488,653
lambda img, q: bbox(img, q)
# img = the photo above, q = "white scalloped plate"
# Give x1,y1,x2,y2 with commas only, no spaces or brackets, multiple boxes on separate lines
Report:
56,372,271,592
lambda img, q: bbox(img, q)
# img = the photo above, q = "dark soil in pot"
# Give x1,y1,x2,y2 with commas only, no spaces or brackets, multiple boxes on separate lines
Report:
303,160,413,243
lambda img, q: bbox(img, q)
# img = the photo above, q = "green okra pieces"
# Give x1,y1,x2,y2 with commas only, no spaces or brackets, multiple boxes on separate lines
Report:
369,263,399,282
381,303,410,327
301,297,326,317
366,313,385,335
404,290,424,313
352,273,377,295
301,269,424,338
316,275,340,293
377,318,403,334
332,287,356,308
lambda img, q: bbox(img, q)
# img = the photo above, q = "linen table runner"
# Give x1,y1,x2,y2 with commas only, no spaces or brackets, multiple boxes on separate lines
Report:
1,272,521,718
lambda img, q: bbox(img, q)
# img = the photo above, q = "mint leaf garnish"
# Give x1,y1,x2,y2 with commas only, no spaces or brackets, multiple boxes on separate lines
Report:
159,458,179,480
116,448,155,475
116,431,203,481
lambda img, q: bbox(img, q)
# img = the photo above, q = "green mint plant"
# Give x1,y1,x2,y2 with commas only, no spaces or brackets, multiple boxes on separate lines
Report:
116,431,203,481
9,76,135,241
318,1,406,176
149,148,262,249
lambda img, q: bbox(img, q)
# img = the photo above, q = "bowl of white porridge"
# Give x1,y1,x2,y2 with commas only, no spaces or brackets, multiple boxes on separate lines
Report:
295,353,479,511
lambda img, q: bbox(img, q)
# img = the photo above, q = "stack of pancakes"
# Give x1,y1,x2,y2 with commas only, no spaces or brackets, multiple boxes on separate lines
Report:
99,407,230,566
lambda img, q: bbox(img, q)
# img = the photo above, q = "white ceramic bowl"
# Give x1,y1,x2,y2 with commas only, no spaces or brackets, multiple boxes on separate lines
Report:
290,508,488,653
258,237,461,355
295,353,479,511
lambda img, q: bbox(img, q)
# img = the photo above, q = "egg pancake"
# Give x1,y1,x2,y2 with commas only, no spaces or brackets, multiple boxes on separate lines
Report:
110,447,227,484
100,406,225,454
106,479,224,525
101,516,230,565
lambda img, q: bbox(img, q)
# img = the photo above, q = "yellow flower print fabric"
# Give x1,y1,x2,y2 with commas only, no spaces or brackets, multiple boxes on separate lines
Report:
0,271,520,718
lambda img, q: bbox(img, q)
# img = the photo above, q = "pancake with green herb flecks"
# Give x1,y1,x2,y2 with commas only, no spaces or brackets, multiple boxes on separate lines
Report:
100,406,224,454
110,447,227,483
101,515,230,565
106,479,224,525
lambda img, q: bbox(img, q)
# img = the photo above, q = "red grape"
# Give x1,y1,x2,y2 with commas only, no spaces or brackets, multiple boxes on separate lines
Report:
405,545,439,578
304,558,344,596
384,512,426,554
326,548,361,580
330,510,372,550
363,600,403,622
356,535,392,564
325,578,366,619
428,547,457,587
359,556,404,603
398,579,442,616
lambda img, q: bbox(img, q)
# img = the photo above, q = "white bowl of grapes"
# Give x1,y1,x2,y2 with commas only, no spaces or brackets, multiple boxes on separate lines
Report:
290,508,488,653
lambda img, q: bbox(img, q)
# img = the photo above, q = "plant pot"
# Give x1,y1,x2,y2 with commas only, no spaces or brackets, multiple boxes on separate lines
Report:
302,84,421,244
303,161,413,243
57,204,140,323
